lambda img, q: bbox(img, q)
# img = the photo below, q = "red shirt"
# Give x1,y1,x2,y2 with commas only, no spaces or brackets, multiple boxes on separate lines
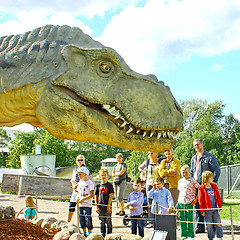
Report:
197,183,222,212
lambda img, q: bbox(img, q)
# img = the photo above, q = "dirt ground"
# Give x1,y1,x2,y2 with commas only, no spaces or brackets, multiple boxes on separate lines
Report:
0,194,239,239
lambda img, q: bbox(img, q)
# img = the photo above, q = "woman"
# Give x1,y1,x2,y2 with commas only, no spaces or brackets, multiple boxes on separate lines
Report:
112,153,127,216
68,154,88,222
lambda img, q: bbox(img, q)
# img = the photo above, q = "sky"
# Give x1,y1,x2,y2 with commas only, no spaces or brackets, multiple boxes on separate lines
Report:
1,0,240,132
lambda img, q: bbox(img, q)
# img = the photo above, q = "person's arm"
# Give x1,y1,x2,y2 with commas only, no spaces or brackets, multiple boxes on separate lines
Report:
167,190,174,213
94,194,100,214
209,154,221,183
79,190,94,204
107,193,113,213
16,208,23,218
115,166,126,177
138,161,147,175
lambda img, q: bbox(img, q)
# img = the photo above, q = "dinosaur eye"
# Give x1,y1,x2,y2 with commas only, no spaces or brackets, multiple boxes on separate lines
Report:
100,64,111,73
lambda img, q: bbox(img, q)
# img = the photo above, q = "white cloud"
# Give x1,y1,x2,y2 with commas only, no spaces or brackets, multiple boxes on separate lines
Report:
210,64,223,71
234,113,240,121
98,0,240,74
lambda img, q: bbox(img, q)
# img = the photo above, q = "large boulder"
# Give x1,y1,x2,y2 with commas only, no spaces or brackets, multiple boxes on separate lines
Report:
41,217,58,228
121,234,142,240
51,220,69,230
61,222,79,234
142,232,154,240
86,233,104,240
105,233,123,240
53,230,71,240
69,233,86,240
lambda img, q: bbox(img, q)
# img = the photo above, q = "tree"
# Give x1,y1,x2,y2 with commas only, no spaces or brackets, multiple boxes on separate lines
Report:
0,128,11,167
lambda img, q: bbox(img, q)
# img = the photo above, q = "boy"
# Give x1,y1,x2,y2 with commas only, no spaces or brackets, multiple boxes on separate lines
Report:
178,165,200,239
76,166,94,237
126,179,144,237
147,177,174,227
198,171,223,240
95,168,114,238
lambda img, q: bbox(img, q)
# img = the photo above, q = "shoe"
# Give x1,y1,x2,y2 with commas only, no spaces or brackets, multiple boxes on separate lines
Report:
181,237,187,240
195,229,205,234
119,211,126,216
145,223,153,228
115,211,120,215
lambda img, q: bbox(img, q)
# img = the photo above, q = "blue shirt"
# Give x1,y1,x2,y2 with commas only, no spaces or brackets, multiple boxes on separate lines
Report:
206,185,217,211
127,190,144,216
148,187,174,214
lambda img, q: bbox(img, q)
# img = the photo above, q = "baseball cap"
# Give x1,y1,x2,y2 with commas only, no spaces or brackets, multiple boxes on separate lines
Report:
78,166,89,176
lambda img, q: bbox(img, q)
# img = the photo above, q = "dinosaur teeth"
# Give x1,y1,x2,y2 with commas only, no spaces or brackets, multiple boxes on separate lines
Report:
126,126,134,134
120,121,128,128
143,131,148,137
114,114,122,120
136,129,141,133
150,130,155,138
157,131,162,139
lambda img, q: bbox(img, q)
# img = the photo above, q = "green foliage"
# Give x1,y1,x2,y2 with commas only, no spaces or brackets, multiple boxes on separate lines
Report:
220,202,240,221
125,151,148,180
0,128,10,147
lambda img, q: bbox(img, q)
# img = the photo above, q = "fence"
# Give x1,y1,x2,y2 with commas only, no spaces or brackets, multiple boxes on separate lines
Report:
218,164,240,197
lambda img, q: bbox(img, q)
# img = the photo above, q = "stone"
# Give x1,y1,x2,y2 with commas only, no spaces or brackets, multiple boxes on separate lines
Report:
105,233,123,240
142,232,154,240
61,222,79,234
51,220,69,230
32,218,44,226
69,233,86,240
121,234,142,240
41,216,58,228
53,230,71,240
86,233,104,240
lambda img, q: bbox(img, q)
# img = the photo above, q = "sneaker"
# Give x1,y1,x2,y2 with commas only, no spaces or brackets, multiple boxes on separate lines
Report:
145,223,153,228
119,211,126,216
115,211,120,215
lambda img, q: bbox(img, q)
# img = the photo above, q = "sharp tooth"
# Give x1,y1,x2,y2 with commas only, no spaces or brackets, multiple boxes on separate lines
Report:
150,130,155,138
157,131,161,139
163,131,167,138
110,105,115,110
114,114,122,120
120,121,128,127
126,127,134,134
136,129,141,133
143,131,148,137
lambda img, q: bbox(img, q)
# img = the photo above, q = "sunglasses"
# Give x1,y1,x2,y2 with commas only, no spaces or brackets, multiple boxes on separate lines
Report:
77,159,84,162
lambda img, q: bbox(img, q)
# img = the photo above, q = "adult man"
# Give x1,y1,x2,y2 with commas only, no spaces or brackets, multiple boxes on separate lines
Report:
190,138,221,233
158,148,180,207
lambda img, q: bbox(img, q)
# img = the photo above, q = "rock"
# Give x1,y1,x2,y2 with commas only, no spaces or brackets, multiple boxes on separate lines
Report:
3,206,15,219
86,233,104,240
105,233,123,240
32,218,44,226
69,233,86,240
0,207,4,220
41,216,58,228
53,230,71,240
121,234,142,240
142,232,154,240
61,222,79,234
51,220,69,230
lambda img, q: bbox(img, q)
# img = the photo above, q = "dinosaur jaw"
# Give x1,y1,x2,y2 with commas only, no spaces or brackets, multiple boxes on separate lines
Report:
54,85,180,141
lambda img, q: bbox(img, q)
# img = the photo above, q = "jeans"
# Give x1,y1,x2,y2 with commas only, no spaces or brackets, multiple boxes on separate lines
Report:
131,215,144,237
79,207,93,230
99,207,112,237
204,210,223,239
146,184,154,225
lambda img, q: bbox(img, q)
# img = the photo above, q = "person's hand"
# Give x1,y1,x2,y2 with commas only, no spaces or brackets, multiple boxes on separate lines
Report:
96,206,100,214
153,183,157,189
129,206,134,210
169,170,177,175
107,207,112,214
125,203,129,207
142,170,147,175
190,199,197,205
201,212,205,216
78,198,84,204
73,184,78,190
168,208,172,214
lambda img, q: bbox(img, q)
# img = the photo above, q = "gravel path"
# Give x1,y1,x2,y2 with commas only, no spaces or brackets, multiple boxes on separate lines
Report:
1,194,239,239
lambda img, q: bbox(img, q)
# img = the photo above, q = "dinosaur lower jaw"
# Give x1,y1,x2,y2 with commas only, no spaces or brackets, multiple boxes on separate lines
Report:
55,85,179,140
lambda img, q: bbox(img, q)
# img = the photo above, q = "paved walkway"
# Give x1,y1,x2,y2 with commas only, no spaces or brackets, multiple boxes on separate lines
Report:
0,194,239,239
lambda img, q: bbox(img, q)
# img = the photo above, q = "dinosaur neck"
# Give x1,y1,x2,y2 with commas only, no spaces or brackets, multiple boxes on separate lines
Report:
0,83,44,127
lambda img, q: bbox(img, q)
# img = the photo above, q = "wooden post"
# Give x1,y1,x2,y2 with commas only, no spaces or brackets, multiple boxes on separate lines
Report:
76,200,80,233
230,206,234,240
35,194,38,219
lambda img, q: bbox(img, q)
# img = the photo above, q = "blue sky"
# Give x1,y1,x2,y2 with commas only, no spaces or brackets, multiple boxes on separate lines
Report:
1,0,240,131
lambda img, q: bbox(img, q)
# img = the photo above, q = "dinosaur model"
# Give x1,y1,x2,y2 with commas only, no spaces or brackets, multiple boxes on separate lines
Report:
0,25,183,152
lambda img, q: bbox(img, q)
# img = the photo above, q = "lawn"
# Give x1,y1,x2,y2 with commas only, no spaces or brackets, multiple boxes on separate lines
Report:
220,201,240,222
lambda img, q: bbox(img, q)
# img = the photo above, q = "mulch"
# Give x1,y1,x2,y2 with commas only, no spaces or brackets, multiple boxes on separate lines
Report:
0,218,60,240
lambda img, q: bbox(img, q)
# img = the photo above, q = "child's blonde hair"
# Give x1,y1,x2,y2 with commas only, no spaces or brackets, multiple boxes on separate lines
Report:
25,195,35,208
181,165,190,172
99,168,109,176
202,171,214,184
116,153,123,158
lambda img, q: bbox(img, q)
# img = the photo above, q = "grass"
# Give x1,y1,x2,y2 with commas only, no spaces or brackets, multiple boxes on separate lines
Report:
220,201,240,222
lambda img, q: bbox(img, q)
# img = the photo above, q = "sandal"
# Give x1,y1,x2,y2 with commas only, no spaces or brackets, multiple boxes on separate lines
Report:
119,211,126,216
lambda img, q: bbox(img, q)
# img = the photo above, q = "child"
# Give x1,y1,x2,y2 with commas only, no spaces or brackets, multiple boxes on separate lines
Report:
178,165,200,239
147,177,174,227
198,171,223,240
126,179,144,237
16,195,36,220
94,168,114,238
77,166,95,237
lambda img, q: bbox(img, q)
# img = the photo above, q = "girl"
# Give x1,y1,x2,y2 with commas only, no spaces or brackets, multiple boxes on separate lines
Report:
17,195,36,220
198,171,223,240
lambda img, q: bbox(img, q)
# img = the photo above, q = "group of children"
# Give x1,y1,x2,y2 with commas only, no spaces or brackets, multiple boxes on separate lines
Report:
17,164,223,240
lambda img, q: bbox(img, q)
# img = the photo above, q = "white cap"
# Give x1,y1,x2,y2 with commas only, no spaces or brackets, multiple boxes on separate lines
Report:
78,166,89,176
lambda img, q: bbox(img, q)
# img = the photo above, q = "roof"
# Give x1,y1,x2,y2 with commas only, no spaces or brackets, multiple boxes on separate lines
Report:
101,158,117,163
